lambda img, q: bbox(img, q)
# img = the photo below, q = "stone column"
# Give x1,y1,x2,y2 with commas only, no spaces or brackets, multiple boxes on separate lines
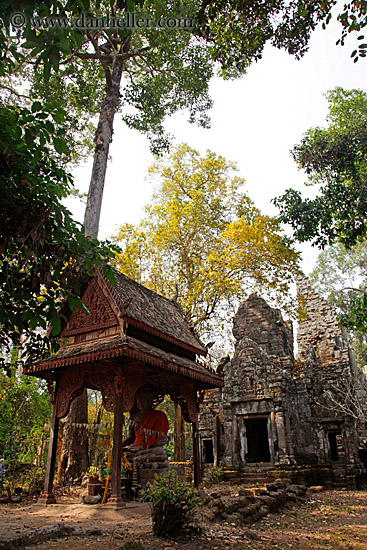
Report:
274,409,290,465
231,416,239,467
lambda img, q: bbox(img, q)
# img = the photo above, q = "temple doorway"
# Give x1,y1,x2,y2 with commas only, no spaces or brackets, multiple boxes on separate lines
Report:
245,417,271,463
202,439,214,464
328,430,342,462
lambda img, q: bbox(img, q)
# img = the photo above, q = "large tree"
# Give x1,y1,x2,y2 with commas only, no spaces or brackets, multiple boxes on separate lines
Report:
1,0,216,479
309,241,367,366
0,101,116,368
2,0,367,233
113,144,301,354
1,0,218,237
274,87,367,333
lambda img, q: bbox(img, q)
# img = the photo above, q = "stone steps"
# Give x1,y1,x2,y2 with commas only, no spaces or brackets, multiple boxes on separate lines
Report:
238,464,279,486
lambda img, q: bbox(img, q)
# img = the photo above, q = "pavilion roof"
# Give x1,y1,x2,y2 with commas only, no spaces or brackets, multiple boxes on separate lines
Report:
101,269,207,356
24,269,224,389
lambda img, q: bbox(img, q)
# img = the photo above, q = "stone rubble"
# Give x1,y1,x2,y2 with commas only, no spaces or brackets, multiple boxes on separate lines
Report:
202,482,307,526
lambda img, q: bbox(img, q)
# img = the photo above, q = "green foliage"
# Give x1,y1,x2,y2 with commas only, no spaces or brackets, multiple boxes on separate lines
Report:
208,465,223,482
274,88,367,249
0,101,117,366
29,61,105,165
337,0,367,61
86,465,99,478
113,144,301,350
143,472,201,537
196,0,332,75
310,241,367,363
0,0,216,156
340,292,367,338
3,463,46,496
1,0,367,93
309,241,367,306
0,366,50,477
275,87,367,337
196,0,367,70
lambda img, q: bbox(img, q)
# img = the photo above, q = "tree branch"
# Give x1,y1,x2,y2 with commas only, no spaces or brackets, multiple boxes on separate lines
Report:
87,31,113,89
0,84,29,100
338,286,367,295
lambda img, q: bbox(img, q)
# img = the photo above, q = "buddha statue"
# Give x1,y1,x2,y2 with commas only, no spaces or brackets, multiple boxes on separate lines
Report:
122,389,169,468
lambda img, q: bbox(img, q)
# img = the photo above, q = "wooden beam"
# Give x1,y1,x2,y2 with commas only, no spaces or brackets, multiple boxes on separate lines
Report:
106,386,126,508
192,420,201,487
38,379,59,504
174,402,186,461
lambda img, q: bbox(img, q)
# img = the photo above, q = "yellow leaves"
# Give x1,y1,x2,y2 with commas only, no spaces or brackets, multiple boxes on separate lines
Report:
113,144,303,335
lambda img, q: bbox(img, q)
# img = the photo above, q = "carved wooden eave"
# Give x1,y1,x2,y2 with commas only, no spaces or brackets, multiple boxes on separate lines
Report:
24,268,221,391
28,334,223,390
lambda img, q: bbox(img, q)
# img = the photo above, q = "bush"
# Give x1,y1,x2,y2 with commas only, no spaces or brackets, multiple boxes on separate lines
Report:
143,472,201,538
208,466,224,482
1,463,45,496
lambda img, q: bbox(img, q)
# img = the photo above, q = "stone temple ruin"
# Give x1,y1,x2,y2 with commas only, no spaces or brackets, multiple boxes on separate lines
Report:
198,276,366,488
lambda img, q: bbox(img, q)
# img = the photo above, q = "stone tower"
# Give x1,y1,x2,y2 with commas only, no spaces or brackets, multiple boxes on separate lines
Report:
198,280,364,487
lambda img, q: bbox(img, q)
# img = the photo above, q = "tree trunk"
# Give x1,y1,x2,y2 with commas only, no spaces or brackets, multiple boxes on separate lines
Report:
59,56,125,482
89,398,103,466
58,390,89,483
84,56,125,239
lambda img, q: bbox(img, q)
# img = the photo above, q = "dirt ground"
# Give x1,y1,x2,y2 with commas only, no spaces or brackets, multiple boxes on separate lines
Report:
1,488,367,550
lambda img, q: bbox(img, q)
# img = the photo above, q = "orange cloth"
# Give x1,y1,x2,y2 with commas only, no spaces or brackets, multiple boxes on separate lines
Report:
133,409,169,448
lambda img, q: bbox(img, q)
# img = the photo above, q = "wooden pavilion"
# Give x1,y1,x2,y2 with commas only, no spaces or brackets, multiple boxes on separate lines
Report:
24,269,223,508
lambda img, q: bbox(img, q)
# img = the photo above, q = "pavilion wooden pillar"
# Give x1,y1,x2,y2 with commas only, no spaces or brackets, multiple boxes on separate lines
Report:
174,403,186,461
192,420,201,487
38,379,59,504
106,374,125,508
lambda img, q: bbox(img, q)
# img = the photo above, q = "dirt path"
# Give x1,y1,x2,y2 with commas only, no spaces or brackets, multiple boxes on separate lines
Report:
1,489,367,550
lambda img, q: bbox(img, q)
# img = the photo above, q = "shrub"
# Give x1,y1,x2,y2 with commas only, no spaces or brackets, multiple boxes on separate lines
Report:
143,472,201,538
208,466,224,482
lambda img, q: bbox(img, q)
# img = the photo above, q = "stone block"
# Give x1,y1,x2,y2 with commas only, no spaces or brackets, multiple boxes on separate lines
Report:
258,495,276,508
82,495,102,505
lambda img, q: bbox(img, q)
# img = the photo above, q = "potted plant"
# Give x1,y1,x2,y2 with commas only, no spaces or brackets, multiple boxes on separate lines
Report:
86,466,102,496
86,465,99,482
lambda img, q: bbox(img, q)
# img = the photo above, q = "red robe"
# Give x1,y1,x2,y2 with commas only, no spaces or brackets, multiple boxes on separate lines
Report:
133,409,169,448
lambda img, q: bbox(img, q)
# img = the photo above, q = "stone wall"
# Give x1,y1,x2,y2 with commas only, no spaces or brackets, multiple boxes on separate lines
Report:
198,279,365,487
295,275,360,467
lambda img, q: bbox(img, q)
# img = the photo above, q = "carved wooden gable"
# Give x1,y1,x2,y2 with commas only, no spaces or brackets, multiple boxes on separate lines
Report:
62,278,118,337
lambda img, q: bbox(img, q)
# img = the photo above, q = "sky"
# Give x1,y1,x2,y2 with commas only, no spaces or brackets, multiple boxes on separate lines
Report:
68,10,367,275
